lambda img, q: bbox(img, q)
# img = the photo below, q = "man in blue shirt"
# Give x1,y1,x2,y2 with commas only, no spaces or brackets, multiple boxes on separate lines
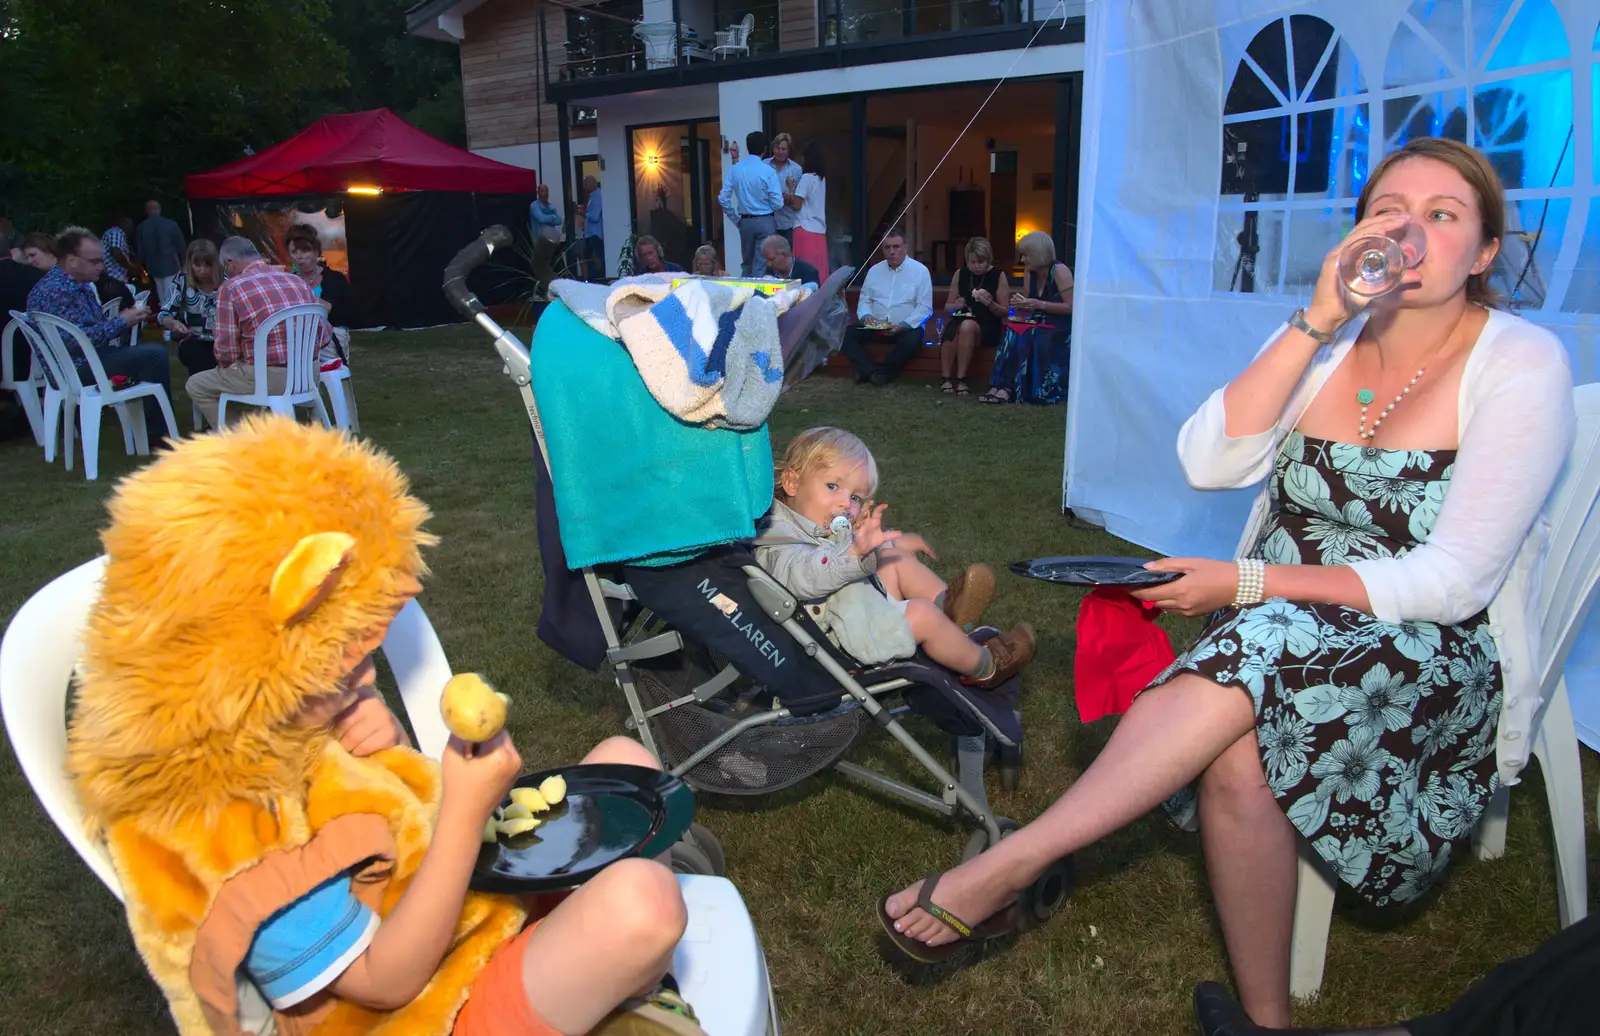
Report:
718,131,785,277
580,177,604,280
26,227,173,441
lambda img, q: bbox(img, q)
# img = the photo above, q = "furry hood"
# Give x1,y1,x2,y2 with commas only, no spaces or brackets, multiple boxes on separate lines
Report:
68,416,436,833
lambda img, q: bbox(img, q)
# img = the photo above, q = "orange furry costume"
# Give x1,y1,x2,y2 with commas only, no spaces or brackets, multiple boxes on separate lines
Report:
66,417,526,1035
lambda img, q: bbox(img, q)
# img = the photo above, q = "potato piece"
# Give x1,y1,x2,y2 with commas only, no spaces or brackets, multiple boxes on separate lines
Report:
501,802,533,821
498,816,542,837
482,817,498,844
538,775,567,805
440,673,508,742
509,787,549,813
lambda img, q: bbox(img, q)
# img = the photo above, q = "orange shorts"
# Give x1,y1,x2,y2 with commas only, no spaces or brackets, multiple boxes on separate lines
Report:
454,923,561,1036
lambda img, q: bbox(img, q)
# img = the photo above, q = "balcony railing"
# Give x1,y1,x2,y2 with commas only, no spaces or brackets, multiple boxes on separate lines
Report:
548,0,1083,85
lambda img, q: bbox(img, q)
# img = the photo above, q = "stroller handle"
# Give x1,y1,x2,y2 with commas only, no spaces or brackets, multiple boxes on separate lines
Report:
443,224,515,319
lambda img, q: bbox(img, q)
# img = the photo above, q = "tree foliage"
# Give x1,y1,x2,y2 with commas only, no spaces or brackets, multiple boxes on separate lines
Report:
0,0,464,231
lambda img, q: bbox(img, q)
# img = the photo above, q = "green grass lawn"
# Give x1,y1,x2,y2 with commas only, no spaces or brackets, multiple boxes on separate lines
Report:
0,326,1594,1035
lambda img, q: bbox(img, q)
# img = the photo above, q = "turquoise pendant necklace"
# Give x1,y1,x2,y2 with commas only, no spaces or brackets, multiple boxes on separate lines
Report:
1357,369,1426,441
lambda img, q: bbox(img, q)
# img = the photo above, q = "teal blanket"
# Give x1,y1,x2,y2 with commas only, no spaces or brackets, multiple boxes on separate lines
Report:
529,301,774,569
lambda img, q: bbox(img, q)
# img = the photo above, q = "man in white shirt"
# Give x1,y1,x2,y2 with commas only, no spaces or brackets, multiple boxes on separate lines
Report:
841,228,932,386
718,130,785,277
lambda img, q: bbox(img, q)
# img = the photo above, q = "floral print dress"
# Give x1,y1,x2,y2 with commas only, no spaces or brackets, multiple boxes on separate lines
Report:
1160,431,1502,906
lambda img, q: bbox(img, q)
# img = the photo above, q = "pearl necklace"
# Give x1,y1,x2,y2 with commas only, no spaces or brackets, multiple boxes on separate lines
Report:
1356,370,1424,442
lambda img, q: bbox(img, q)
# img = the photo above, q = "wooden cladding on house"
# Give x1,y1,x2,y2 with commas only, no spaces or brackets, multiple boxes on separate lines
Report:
779,0,819,50
461,0,563,149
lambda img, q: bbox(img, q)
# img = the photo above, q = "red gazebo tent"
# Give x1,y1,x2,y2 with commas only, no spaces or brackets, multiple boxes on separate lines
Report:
185,108,535,198
185,109,536,327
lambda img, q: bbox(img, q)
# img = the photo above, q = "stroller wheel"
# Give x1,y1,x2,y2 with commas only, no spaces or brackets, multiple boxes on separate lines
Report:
682,822,726,876
667,840,718,877
1016,855,1075,932
998,743,1022,793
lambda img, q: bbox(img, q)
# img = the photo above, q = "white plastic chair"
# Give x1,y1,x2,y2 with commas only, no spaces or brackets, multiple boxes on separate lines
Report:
3,558,779,1036
320,364,361,433
217,303,333,428
713,13,754,59
30,312,176,481
1288,383,1600,999
98,292,149,348
2,315,46,446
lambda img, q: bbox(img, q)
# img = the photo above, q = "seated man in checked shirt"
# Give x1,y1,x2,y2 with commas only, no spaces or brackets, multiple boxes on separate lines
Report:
187,236,330,430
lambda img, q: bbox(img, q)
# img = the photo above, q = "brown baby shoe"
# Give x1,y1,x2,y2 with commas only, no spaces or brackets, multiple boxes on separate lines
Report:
943,563,996,629
973,623,1037,688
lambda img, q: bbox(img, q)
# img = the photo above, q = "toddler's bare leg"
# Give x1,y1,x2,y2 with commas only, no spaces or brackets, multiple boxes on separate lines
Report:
581,735,661,770
876,548,948,604
906,598,981,673
518,858,687,1034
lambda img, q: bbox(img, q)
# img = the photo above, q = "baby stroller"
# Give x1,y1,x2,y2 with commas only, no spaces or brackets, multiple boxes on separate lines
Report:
443,229,1072,920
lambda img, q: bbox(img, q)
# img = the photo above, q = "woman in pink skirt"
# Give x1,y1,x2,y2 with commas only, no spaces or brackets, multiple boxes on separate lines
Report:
789,142,830,280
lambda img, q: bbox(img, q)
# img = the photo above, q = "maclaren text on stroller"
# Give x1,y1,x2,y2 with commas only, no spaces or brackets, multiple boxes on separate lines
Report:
443,227,1073,925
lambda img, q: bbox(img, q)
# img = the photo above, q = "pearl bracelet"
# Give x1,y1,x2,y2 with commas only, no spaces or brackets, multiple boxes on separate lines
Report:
1233,558,1266,607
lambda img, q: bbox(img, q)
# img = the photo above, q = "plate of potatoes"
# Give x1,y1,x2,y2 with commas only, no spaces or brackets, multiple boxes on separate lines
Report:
469,763,694,893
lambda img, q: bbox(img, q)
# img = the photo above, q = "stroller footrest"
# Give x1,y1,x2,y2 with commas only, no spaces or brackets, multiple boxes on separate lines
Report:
608,630,684,663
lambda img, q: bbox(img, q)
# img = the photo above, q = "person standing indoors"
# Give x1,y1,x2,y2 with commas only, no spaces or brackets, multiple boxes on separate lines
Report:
765,132,803,247
718,131,785,277
158,239,224,377
875,139,1575,1033
840,228,932,386
135,200,185,306
186,237,329,430
25,227,170,442
790,142,830,281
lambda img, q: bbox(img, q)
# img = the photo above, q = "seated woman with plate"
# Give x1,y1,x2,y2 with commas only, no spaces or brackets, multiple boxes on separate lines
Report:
979,230,1072,405
939,236,1007,397
158,238,223,376
877,137,1574,1030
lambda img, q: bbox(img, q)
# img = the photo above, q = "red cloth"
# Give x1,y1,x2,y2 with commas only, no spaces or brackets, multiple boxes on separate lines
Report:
1073,588,1177,722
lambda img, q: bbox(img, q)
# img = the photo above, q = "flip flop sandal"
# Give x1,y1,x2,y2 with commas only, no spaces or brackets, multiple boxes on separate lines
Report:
876,870,1021,964
979,390,1009,405
940,378,956,393
955,379,972,396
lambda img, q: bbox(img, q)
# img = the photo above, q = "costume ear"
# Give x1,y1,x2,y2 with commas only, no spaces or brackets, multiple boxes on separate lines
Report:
269,532,357,627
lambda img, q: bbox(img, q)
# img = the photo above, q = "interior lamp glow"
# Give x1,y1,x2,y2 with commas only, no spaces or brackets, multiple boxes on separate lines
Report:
646,153,660,167
347,185,383,196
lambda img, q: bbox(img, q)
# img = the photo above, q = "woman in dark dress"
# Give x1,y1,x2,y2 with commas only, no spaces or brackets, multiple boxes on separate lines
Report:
877,139,1573,1030
980,229,1073,405
939,236,1007,396
285,224,356,366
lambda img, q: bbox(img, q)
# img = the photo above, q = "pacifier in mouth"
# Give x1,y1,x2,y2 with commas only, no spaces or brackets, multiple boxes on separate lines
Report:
829,514,854,535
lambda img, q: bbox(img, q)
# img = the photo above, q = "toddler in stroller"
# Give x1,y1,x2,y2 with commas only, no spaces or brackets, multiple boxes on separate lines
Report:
757,426,1036,685
441,226,1072,925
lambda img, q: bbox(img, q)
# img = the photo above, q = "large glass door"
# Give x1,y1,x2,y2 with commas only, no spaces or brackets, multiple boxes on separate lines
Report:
629,119,723,270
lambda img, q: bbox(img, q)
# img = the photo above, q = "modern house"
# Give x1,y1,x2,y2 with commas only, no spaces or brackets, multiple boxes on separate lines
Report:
407,0,1088,278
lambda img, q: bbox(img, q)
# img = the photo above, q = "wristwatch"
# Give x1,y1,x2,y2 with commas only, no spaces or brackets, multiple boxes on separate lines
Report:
1289,307,1339,344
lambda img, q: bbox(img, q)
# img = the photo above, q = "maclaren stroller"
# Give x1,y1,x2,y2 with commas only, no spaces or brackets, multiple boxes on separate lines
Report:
442,228,1072,923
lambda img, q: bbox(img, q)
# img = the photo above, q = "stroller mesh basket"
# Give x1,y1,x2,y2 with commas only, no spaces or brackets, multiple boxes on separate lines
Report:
629,648,861,795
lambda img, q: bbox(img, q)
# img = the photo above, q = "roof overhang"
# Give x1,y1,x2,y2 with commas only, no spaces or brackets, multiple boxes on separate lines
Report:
404,0,489,42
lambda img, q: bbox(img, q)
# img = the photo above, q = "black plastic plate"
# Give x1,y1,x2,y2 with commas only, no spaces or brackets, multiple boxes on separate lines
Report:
1008,555,1182,588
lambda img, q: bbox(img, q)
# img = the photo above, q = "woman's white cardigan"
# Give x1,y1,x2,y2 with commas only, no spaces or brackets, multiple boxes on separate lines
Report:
1177,309,1575,786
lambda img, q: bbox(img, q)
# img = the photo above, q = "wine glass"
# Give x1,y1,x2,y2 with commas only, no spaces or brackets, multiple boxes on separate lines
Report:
1337,219,1427,299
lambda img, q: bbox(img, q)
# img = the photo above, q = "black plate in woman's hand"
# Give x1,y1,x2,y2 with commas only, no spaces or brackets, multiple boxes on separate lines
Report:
1009,555,1182,587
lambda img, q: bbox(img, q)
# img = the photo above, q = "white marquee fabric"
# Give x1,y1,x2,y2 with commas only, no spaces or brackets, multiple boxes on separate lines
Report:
1066,0,1600,560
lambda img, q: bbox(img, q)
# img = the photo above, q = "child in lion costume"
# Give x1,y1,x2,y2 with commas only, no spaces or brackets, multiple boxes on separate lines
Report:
66,416,705,1036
